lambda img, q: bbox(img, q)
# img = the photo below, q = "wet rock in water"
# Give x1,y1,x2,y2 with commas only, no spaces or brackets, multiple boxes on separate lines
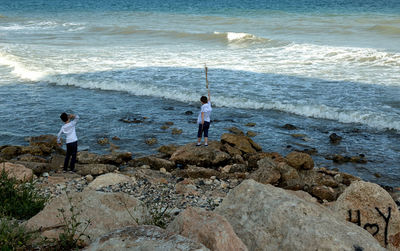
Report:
85,225,209,251
145,138,158,145
119,117,143,123
165,121,174,126
246,131,257,137
374,173,382,178
245,122,256,127
184,110,193,115
226,127,244,135
171,128,183,135
215,179,385,251
161,125,170,130
332,181,400,250
97,138,109,145
221,133,262,154
111,136,120,141
167,207,248,251
0,146,21,160
286,151,314,170
0,162,34,182
157,144,179,157
300,148,318,155
164,106,175,110
282,124,297,130
328,154,367,164
329,133,342,144
25,190,149,243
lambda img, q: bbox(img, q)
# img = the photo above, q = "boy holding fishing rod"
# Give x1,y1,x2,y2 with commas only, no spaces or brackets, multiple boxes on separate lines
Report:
196,65,212,146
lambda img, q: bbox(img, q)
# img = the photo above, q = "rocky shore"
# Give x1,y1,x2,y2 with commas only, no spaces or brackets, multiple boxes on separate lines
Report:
1,130,400,250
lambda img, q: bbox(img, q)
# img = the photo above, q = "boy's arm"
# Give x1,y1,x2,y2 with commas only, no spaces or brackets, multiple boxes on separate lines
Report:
70,114,79,126
207,89,211,103
201,112,205,124
57,127,63,145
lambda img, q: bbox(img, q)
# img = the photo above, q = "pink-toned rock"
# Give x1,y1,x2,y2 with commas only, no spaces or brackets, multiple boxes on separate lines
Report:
0,162,34,181
167,207,247,251
333,181,400,250
286,151,314,170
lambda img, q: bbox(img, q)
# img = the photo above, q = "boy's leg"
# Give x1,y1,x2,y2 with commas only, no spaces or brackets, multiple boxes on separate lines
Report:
197,124,203,145
64,143,72,171
203,122,210,145
70,141,78,171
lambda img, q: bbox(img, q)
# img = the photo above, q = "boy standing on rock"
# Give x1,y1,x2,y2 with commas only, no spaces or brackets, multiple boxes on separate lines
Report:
197,90,212,146
57,113,79,172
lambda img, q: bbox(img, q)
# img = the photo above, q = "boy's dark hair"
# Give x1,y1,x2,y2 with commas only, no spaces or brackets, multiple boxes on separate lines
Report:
200,96,208,103
60,113,68,122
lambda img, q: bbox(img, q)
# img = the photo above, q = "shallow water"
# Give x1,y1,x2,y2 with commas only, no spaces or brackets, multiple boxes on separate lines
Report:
0,0,399,186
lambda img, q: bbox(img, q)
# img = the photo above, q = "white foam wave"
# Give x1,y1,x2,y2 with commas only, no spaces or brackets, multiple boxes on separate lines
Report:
214,31,266,44
45,75,400,132
0,51,46,81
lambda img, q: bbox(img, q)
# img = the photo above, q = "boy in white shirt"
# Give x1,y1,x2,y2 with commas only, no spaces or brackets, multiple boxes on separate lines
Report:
57,113,79,172
197,90,212,146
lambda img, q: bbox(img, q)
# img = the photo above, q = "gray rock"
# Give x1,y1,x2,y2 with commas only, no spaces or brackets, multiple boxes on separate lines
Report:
215,179,384,251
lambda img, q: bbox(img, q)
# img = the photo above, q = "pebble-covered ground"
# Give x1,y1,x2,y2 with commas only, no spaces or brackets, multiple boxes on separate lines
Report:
35,167,243,224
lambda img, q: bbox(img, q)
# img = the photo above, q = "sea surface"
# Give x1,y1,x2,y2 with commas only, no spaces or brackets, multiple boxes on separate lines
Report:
0,0,399,187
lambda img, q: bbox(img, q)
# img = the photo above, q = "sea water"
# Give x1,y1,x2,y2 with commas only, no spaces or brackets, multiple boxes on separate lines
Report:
0,0,399,186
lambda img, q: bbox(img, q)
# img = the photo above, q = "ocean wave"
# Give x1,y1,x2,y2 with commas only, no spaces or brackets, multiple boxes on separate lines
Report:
368,25,400,36
0,50,46,81
43,75,400,132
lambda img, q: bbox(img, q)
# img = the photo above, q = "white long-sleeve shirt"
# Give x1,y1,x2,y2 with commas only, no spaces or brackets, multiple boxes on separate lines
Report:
197,101,212,124
57,115,79,144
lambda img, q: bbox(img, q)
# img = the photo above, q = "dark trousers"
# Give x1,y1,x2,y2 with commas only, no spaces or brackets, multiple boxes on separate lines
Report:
64,141,78,171
197,121,210,138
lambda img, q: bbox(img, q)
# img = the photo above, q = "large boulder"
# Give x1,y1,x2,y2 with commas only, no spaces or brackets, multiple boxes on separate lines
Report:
0,162,34,182
86,173,134,190
76,164,118,176
167,207,247,251
248,157,280,185
84,225,209,251
286,151,314,170
129,156,175,171
215,180,384,251
25,190,149,242
332,181,400,250
99,152,132,165
170,142,230,167
220,133,261,154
